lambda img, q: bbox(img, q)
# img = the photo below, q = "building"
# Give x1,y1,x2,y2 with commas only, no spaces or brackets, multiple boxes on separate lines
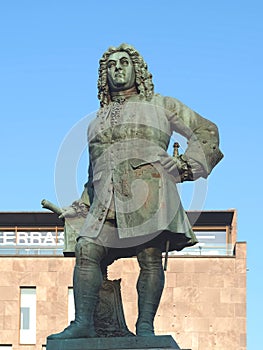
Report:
0,209,246,350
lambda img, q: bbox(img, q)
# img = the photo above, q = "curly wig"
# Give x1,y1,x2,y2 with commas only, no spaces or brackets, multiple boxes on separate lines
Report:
98,44,154,107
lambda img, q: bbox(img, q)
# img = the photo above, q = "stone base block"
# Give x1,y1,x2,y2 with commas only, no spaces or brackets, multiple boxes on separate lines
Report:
46,335,191,350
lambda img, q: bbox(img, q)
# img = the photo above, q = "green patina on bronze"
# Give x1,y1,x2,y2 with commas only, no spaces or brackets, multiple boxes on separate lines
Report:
44,44,223,342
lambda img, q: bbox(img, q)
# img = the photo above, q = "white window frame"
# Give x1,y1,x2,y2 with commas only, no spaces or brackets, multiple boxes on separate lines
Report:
20,287,36,344
68,287,75,324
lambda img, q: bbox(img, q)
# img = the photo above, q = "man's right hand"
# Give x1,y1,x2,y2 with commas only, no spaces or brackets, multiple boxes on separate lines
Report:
59,200,90,219
58,206,78,219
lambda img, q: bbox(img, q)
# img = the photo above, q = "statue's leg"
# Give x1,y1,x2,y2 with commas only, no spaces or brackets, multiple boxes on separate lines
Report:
136,247,164,336
47,239,107,339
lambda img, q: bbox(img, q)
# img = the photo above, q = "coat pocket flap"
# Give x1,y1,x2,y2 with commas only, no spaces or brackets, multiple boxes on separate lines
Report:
129,157,160,169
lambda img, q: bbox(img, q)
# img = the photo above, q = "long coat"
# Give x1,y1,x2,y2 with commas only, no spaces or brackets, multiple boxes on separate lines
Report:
79,94,223,252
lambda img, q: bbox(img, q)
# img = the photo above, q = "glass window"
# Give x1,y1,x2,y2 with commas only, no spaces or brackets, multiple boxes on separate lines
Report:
20,306,30,329
169,228,233,256
0,228,64,256
20,288,36,344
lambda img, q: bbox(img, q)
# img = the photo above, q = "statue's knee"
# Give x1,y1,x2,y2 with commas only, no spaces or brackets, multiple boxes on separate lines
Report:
137,247,162,270
75,239,106,266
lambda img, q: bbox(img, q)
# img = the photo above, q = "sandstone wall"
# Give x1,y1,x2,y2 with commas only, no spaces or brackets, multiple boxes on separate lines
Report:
0,242,246,350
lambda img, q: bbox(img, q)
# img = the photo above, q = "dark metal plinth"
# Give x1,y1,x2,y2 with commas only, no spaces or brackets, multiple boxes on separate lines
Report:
46,335,191,350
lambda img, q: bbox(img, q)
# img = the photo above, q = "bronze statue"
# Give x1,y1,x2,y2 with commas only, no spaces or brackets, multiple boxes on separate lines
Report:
47,44,223,339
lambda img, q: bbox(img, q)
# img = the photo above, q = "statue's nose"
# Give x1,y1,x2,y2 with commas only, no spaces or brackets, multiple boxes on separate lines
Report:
115,61,122,70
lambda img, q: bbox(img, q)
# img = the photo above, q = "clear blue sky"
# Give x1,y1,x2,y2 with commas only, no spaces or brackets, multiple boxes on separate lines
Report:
0,1,262,348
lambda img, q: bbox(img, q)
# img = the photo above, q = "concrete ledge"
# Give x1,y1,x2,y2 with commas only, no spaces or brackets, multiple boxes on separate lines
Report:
46,335,190,350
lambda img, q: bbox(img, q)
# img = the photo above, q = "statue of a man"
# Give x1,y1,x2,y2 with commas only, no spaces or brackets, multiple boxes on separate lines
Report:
48,44,223,339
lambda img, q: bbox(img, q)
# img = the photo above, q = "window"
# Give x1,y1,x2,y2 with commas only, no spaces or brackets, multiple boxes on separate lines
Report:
0,227,64,256
68,287,74,323
194,230,230,255
169,227,233,256
20,288,36,344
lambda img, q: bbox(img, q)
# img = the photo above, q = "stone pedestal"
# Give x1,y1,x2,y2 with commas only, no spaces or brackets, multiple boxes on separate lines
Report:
46,335,191,350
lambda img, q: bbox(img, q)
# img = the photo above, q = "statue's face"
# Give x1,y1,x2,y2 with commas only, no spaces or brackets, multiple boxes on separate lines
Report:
107,51,135,92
